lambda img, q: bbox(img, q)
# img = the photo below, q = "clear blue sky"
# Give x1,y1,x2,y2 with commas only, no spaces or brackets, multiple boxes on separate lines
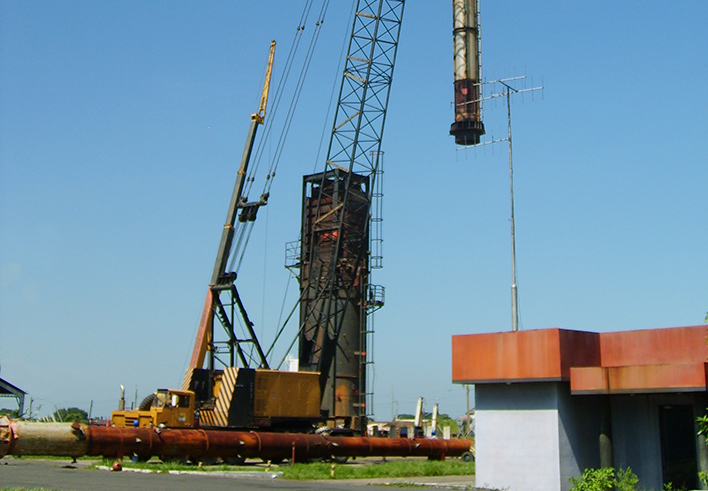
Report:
1,1,706,421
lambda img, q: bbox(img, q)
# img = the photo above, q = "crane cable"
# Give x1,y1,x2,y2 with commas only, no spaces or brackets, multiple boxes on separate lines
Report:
258,0,332,199
311,1,357,174
265,3,357,365
243,0,316,196
227,0,321,273
235,0,331,364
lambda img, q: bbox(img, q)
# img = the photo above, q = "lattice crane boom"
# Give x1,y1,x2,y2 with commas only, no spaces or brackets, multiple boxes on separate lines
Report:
189,41,276,373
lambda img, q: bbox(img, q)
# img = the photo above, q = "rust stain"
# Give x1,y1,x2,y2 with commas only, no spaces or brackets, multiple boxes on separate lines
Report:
600,325,707,367
454,325,708,394
452,328,599,383
4,421,473,461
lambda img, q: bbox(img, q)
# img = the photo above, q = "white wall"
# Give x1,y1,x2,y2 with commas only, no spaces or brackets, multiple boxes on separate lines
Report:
476,383,563,491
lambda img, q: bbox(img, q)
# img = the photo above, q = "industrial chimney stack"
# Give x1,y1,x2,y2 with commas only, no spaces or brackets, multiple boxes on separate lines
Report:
450,0,485,145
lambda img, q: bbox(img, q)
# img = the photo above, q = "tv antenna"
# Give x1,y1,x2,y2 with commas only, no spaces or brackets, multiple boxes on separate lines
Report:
461,75,543,332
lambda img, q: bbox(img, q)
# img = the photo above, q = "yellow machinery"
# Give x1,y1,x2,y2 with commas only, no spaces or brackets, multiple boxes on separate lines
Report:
111,389,194,428
113,42,323,432
112,370,321,430
183,368,321,430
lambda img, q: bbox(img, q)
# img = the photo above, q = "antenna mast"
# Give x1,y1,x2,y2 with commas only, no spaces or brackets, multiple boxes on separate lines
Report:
488,76,542,331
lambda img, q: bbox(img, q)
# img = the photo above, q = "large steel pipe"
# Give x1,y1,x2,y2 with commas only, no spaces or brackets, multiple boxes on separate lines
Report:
450,0,485,145
0,419,472,462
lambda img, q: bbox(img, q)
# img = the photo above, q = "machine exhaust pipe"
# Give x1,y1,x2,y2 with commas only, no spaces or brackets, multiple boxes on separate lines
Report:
118,385,125,411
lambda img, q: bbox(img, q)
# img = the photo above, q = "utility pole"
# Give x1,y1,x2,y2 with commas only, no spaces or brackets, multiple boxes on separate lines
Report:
391,386,395,421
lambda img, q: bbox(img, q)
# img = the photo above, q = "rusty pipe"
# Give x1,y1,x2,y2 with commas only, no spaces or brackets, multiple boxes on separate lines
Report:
0,418,472,462
450,0,485,145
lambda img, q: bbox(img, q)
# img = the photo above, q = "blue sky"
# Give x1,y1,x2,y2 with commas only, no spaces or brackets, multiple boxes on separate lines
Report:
1,1,706,421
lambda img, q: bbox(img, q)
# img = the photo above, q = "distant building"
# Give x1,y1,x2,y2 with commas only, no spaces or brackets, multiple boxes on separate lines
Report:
456,410,475,437
367,420,416,438
452,325,708,491
0,377,26,416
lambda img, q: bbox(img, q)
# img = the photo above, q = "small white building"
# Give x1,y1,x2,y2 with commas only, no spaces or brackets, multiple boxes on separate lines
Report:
452,325,708,491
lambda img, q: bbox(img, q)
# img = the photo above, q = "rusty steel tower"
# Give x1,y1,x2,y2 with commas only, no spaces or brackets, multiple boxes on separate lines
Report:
450,0,485,145
292,0,404,432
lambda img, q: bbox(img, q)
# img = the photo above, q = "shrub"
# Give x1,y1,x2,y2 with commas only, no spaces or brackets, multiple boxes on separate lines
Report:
699,471,708,487
569,468,615,491
615,467,639,491
569,467,639,491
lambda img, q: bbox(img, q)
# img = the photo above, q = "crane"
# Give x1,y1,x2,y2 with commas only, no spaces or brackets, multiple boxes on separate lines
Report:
132,0,477,434
183,41,276,406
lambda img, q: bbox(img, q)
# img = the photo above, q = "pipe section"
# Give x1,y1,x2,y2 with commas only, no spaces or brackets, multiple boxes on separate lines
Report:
0,418,472,462
450,0,485,145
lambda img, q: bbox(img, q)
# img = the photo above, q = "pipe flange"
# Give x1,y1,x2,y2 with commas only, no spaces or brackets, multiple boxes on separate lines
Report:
0,417,13,458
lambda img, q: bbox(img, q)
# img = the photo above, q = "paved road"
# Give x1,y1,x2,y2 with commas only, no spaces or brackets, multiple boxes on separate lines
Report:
0,458,478,491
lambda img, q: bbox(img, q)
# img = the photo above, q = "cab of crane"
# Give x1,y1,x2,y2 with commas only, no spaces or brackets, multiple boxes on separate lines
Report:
154,389,191,409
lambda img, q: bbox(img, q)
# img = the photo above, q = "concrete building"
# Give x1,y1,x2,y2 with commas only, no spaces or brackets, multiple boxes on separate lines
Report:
452,325,708,491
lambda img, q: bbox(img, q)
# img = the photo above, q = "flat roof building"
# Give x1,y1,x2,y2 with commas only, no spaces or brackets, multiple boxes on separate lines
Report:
452,325,708,491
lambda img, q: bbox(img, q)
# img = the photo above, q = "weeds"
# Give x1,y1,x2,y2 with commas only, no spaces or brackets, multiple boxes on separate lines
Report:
279,459,475,480
92,457,475,480
569,467,638,491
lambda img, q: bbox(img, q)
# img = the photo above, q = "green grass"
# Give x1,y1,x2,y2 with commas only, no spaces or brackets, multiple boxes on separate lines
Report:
91,457,475,480
2,488,61,491
280,460,475,480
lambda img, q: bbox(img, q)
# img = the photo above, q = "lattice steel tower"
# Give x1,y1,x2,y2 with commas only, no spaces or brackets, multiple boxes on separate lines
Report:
295,0,404,432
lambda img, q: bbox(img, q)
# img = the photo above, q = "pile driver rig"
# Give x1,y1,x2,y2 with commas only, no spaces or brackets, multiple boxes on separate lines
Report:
175,1,405,434
118,0,482,435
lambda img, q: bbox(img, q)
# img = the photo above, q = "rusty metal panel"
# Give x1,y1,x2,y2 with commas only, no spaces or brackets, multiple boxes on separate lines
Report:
600,325,708,367
558,329,601,375
572,362,708,394
570,366,608,394
253,370,321,419
452,328,599,384
454,325,708,394
607,363,708,393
